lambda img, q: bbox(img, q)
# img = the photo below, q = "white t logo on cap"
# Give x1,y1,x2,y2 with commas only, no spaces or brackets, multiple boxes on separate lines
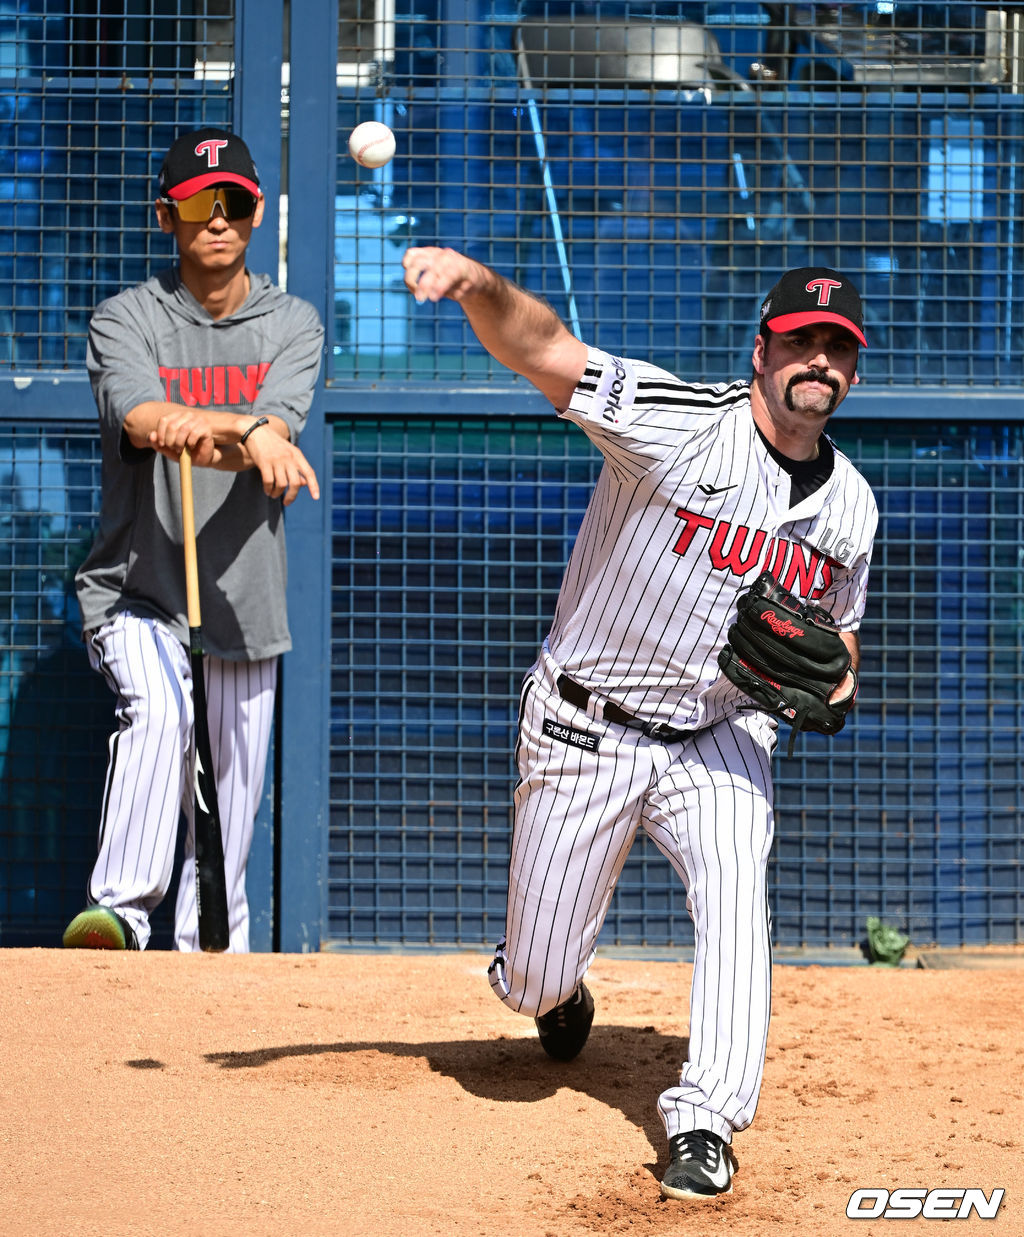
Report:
194,138,229,167
805,277,842,306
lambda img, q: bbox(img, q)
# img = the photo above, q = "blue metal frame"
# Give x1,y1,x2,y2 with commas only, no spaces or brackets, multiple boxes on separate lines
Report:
235,0,286,951
2,377,1023,423
277,0,338,951
236,0,285,293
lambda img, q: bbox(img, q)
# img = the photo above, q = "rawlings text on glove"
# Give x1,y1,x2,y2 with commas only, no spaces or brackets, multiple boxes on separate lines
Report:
717,571,857,756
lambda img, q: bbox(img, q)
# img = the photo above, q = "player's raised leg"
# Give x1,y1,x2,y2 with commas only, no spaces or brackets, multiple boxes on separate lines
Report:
488,670,655,1033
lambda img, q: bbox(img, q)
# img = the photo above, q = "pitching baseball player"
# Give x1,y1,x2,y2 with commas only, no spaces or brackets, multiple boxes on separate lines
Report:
62,128,322,953
402,247,877,1199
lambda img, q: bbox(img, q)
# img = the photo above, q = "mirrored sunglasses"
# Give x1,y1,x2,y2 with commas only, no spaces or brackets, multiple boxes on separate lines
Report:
162,186,258,222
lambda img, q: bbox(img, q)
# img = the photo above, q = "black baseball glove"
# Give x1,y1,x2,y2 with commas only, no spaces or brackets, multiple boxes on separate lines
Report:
718,572,857,756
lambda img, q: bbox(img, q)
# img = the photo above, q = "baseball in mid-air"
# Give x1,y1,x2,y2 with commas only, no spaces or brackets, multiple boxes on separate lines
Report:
348,121,396,169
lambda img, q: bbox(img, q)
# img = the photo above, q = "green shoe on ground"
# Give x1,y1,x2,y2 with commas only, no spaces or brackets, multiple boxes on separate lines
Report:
62,907,139,950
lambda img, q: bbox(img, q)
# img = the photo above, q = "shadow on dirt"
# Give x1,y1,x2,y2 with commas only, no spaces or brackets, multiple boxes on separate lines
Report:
204,1024,689,1152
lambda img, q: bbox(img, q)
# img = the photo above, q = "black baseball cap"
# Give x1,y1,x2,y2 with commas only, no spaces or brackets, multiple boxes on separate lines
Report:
158,128,260,200
760,267,867,347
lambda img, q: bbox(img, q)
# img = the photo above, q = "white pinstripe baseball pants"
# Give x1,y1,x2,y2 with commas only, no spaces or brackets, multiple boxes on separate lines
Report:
85,611,276,952
489,654,777,1143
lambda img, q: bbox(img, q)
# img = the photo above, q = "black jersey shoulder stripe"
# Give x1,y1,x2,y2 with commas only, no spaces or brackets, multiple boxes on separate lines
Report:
632,389,748,415
635,376,746,393
635,377,747,397
634,378,747,405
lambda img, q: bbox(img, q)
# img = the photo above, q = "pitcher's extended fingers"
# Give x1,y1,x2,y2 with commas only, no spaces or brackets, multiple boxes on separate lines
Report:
403,247,477,303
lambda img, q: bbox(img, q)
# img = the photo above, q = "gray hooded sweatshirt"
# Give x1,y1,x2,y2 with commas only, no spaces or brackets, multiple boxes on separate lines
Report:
76,267,324,660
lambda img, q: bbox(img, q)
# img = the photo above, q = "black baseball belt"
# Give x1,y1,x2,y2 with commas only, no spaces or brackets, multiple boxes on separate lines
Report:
555,674,694,744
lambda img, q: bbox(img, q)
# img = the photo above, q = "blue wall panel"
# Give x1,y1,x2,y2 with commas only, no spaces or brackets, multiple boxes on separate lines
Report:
326,417,1024,949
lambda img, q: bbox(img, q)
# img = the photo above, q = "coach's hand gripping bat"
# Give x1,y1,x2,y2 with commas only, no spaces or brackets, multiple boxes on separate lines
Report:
179,449,230,952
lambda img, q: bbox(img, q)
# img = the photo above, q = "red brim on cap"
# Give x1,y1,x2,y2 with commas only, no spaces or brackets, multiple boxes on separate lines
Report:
167,171,261,199
767,310,868,347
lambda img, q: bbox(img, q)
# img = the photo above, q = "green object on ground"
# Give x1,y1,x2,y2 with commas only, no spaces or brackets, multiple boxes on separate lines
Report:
865,916,910,966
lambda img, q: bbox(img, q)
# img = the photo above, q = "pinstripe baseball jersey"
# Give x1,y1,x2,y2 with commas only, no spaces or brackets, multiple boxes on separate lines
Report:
547,347,878,731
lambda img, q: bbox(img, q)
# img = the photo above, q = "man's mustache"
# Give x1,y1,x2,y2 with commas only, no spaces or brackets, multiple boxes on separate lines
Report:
787,366,839,398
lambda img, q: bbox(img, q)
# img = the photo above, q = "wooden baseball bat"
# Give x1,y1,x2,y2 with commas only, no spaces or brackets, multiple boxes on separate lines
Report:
179,448,230,952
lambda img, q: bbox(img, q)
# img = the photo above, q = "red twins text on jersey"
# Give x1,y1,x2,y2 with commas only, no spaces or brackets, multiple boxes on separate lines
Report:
158,362,272,407
673,505,836,600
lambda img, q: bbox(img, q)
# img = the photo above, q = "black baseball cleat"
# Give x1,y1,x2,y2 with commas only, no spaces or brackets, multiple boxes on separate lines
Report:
534,983,595,1061
62,907,140,950
660,1129,734,1199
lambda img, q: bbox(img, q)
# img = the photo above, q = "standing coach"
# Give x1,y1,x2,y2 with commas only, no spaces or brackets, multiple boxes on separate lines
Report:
63,128,322,953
